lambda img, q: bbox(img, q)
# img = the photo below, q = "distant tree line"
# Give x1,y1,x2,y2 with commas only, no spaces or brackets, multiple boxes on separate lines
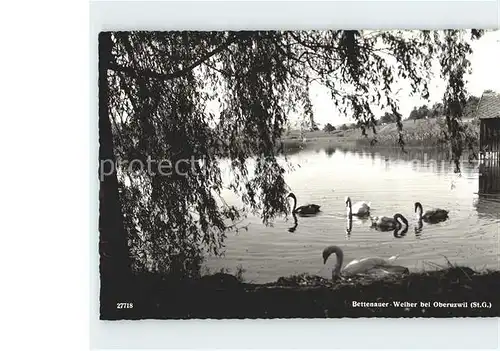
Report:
323,123,336,133
323,122,359,132
377,96,480,124
407,102,444,121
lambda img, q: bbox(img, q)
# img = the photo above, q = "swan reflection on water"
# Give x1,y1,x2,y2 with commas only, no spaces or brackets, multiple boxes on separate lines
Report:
288,212,298,233
393,224,408,238
414,219,424,237
345,215,353,238
345,214,373,238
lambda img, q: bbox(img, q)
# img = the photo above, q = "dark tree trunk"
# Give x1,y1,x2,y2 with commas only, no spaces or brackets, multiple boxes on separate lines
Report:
309,115,315,131
98,32,132,318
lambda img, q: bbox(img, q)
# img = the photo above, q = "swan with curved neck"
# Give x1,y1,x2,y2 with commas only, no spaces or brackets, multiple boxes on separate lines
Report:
345,196,371,217
371,213,409,232
322,245,408,279
287,193,321,215
415,202,449,223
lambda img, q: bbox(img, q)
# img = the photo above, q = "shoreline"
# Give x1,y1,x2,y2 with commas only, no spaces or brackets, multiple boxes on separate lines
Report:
100,266,499,319
281,117,479,152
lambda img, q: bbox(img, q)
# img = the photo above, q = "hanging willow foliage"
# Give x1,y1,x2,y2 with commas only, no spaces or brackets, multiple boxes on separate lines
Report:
100,30,483,275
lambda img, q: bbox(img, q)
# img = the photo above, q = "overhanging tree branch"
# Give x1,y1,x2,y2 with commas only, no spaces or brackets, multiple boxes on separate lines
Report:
109,34,237,81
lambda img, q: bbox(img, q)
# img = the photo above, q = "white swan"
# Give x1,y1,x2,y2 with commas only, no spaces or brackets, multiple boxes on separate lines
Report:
345,196,371,217
322,245,408,279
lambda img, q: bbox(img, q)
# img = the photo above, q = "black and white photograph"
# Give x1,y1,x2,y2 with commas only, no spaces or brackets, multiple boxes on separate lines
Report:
98,29,499,320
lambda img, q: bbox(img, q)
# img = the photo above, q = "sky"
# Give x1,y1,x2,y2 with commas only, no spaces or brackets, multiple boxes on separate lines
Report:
203,30,500,129
306,30,500,128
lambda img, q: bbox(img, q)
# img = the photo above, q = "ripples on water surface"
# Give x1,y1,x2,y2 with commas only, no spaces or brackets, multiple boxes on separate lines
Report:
205,147,499,283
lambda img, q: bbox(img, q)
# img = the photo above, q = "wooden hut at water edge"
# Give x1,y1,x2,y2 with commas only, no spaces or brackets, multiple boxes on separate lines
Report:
478,91,500,159
477,91,500,195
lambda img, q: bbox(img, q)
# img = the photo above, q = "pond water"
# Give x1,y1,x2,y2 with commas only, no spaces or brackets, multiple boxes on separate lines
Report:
204,146,500,283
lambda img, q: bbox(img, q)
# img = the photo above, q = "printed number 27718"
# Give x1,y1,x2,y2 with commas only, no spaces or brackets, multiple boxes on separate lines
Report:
116,302,134,309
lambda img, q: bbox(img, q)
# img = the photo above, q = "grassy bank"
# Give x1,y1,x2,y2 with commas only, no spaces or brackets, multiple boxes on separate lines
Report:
282,117,479,152
101,266,499,319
